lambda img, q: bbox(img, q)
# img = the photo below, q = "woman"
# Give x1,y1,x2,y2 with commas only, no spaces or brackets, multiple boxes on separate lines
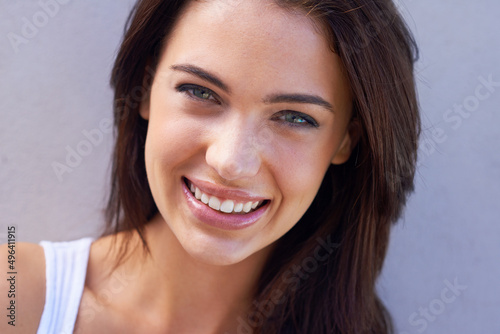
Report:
1,0,419,333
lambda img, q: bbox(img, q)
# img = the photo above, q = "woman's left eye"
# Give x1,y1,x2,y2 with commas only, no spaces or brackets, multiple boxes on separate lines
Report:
275,111,319,128
176,84,220,104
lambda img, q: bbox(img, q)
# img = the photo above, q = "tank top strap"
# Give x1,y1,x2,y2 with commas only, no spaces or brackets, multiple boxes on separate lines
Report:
37,237,93,334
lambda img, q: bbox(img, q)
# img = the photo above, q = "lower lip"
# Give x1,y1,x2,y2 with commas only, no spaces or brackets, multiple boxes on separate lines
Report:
182,180,269,231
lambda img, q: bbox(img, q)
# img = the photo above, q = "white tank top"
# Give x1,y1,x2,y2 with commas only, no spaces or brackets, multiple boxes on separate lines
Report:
37,238,93,334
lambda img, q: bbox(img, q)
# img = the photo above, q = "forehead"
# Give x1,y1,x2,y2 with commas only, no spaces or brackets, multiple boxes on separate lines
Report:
159,0,351,111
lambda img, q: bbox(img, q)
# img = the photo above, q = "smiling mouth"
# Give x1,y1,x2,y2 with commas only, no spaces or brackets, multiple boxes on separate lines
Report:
184,178,269,215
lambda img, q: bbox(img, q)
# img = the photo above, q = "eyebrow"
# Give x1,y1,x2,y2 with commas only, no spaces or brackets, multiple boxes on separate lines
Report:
170,64,230,93
170,63,334,113
263,94,334,113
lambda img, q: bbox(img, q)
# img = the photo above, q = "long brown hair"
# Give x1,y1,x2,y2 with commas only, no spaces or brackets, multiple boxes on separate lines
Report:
106,0,420,333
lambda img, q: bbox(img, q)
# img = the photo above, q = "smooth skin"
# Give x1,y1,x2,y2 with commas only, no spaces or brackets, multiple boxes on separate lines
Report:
0,0,358,333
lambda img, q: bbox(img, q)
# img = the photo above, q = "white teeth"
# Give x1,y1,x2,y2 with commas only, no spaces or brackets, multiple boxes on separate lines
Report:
208,197,221,210
233,203,243,213
220,200,234,213
195,187,202,200
201,193,209,204
187,180,265,214
243,202,253,213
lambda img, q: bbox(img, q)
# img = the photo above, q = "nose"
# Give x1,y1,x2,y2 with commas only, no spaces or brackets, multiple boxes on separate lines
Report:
205,119,262,181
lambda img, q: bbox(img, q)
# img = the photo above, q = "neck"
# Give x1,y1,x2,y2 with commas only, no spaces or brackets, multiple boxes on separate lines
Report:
122,214,271,333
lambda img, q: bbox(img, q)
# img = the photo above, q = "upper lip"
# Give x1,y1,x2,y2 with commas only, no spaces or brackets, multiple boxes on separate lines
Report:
185,177,269,203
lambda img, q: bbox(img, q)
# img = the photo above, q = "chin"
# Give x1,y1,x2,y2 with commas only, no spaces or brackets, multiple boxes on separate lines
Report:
178,231,264,267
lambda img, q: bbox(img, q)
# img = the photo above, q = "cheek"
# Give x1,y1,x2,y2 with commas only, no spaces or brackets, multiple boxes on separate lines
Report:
260,151,328,247
268,137,334,215
144,94,205,172
146,120,199,161
278,158,326,204
144,113,208,216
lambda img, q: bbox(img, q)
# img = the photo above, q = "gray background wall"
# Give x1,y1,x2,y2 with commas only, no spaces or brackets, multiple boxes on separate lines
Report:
1,1,498,333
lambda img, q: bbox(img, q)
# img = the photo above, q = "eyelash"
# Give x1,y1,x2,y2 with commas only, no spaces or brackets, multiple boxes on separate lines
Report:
176,84,221,105
273,110,319,128
175,84,319,128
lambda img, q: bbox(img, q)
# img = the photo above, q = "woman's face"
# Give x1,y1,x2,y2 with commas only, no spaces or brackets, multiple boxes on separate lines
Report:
141,0,355,265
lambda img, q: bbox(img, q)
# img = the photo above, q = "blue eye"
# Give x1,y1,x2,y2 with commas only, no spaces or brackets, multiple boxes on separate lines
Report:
177,84,220,104
277,111,319,128
285,113,307,124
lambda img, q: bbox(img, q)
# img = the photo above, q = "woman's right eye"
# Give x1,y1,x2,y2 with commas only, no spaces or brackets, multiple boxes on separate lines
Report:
176,84,220,104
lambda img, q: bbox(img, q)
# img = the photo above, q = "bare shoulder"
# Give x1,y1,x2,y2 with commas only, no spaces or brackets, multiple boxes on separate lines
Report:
0,241,46,333
74,232,143,333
